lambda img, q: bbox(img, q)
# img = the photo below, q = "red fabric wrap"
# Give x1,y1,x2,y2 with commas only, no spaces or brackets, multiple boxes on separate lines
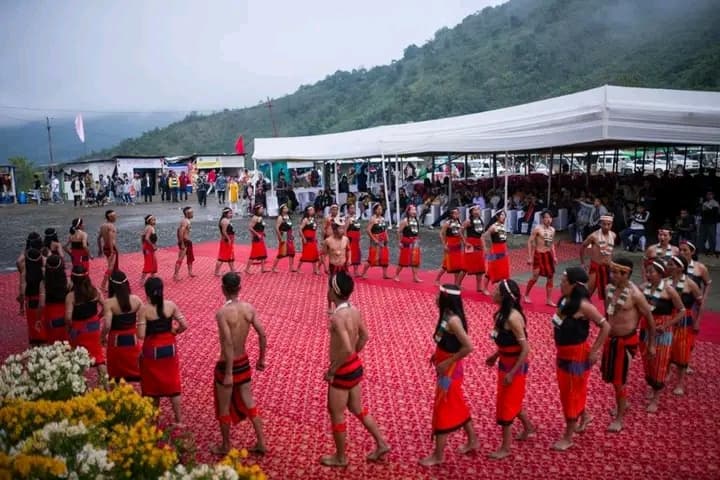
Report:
346,230,362,265
487,242,510,282
214,354,254,424
496,345,528,426
43,301,69,344
463,237,486,274
671,309,695,368
103,246,119,272
431,347,471,436
442,236,464,273
70,247,90,272
640,314,674,390
589,260,610,300
140,332,181,397
25,295,47,345
300,230,319,262
398,236,421,267
70,316,105,366
368,232,389,267
249,237,267,261
331,353,364,390
555,343,591,422
107,328,141,382
217,234,236,262
142,240,157,274
600,332,638,386
332,423,347,433
533,250,555,278
276,232,296,258
181,239,195,264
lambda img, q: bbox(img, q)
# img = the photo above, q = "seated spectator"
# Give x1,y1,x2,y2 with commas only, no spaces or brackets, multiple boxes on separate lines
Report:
620,204,650,251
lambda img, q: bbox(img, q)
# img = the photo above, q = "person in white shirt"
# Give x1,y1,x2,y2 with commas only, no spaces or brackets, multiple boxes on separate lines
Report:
620,204,650,251
51,176,62,204
472,190,486,209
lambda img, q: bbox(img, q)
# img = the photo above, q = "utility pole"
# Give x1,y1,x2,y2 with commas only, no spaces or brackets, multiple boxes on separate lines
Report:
266,97,279,137
46,117,55,164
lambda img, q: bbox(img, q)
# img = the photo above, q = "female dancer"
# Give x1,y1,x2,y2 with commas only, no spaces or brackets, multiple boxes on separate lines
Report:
102,270,143,383
17,233,43,316
394,204,422,282
345,203,362,276
65,265,107,386
214,207,236,276
460,206,487,291
486,279,534,459
482,210,510,294
42,228,63,258
420,284,478,466
43,254,70,344
22,247,46,345
245,205,270,274
360,204,390,279
65,218,90,272
271,204,296,272
140,215,158,284
551,267,609,451
435,207,465,285
678,240,711,374
296,206,321,274
137,277,188,423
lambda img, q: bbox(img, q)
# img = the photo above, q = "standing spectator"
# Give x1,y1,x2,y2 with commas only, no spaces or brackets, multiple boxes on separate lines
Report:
207,169,217,195
179,171,189,201
168,171,179,203
142,173,153,202
584,197,608,237
132,175,141,203
674,208,695,244
32,175,42,205
196,174,208,207
215,172,227,205
228,176,239,212
158,173,168,202
699,191,719,256
70,175,84,207
51,175,62,204
123,179,134,205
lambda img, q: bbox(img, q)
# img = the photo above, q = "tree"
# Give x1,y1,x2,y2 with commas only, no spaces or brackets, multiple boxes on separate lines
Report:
9,156,36,192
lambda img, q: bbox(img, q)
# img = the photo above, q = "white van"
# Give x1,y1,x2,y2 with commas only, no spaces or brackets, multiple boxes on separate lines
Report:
593,153,633,174
468,159,506,177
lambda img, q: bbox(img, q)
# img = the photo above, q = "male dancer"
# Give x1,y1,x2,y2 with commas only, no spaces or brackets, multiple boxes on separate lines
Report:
524,210,557,305
174,206,196,280
322,271,390,467
323,217,350,314
97,210,119,291
601,257,656,433
580,214,616,301
643,226,678,280
213,272,267,456
321,204,341,273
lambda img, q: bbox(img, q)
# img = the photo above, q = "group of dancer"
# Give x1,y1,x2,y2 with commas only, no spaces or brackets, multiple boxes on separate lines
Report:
13,204,712,467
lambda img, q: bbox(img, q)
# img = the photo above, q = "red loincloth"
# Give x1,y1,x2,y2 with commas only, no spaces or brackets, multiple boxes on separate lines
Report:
556,342,591,421
431,348,471,436
496,344,528,426
533,250,555,278
214,354,254,424
464,237,486,274
600,331,638,386
177,239,195,264
398,236,421,267
640,314,673,390
331,353,364,390
43,301,69,344
300,230,319,262
103,245,119,272
25,295,47,346
671,309,695,368
142,240,157,274
442,236,464,273
589,261,609,301
217,234,235,262
487,242,510,282
346,229,362,265
140,332,181,397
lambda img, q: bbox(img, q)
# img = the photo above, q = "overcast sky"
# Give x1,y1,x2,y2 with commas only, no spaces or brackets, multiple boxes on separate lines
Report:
0,0,501,123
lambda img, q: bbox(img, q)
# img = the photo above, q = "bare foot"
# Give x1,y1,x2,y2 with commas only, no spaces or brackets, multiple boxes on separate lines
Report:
481,289,491,296
575,414,594,433
523,296,532,304
383,275,392,279
291,269,298,273
414,278,423,283
458,442,479,455
261,269,271,273
249,444,267,456
320,455,348,467
488,448,511,460
673,386,685,396
366,445,390,462
546,300,557,307
214,272,221,277
551,439,574,451
244,269,253,275
686,366,694,375
418,454,443,467
607,419,623,433
272,269,279,273
173,274,180,281
314,271,321,276
646,401,659,413
210,445,230,456
393,276,400,282
188,273,197,278
516,427,537,441
361,275,368,279
609,402,630,417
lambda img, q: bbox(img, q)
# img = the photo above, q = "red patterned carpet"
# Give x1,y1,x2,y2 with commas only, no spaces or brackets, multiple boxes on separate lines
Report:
2,241,719,480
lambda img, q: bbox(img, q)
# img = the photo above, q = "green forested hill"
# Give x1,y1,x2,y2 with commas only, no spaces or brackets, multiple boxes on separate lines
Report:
95,0,720,158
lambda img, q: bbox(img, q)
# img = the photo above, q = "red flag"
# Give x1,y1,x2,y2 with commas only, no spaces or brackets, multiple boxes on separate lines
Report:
235,136,245,155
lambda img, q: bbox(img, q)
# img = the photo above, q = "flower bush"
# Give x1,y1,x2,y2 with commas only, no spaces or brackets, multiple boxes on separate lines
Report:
0,346,265,480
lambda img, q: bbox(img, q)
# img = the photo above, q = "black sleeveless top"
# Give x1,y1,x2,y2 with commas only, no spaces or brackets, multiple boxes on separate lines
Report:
25,278,41,296
46,287,68,304
111,311,137,330
553,300,590,345
146,316,173,335
279,216,292,232
403,218,419,238
71,241,84,249
149,233,157,244
680,292,694,308
494,322,526,348
347,216,360,232
220,222,235,235
253,218,265,233
466,218,484,238
491,224,507,244
649,296,674,315
446,219,462,237
434,313,467,353
370,217,387,234
73,300,98,321
302,218,317,231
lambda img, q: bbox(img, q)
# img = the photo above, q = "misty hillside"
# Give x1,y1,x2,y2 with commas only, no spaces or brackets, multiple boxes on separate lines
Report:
95,0,720,158
0,112,184,164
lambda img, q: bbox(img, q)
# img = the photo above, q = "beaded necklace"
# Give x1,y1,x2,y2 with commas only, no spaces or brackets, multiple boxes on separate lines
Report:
605,283,631,315
642,280,665,311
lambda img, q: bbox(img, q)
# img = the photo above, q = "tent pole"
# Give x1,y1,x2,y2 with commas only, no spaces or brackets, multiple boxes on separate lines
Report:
493,153,497,190
464,154,468,181
547,149,553,206
395,155,401,224
448,153,452,205
381,152,392,229
504,151,509,226
333,159,339,201
683,146,688,171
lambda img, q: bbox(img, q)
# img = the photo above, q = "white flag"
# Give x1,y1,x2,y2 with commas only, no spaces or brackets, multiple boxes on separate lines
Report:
75,113,85,143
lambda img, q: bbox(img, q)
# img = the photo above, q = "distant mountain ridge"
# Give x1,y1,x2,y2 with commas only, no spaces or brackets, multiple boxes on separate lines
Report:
37,0,720,161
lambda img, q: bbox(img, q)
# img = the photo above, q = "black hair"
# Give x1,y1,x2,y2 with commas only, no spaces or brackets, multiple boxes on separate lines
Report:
44,254,67,299
613,256,634,274
541,209,553,218
438,284,467,328
182,206,192,217
70,218,83,235
144,215,153,225
559,267,590,318
303,205,314,218
109,270,132,313
333,270,354,299
25,232,41,249
649,261,666,276
222,272,241,296
71,265,98,304
373,203,383,215
144,277,165,320
105,210,115,221
671,255,688,273
24,248,43,294
494,279,526,330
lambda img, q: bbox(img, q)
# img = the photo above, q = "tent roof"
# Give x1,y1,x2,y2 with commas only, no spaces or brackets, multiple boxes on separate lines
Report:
253,85,720,161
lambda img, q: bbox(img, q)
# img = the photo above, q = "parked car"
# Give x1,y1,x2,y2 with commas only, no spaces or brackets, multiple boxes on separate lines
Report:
468,159,506,177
